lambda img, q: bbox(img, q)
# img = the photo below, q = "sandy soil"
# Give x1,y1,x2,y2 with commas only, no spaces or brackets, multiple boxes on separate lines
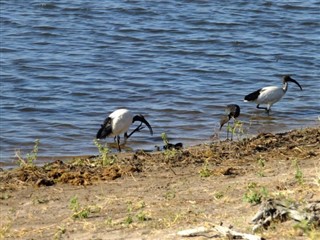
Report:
0,127,319,240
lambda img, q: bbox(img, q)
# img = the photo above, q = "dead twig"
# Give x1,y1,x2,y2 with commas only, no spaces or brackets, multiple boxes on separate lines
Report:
177,223,263,240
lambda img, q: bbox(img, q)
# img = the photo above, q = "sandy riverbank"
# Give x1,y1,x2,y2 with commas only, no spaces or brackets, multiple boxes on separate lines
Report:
0,126,319,240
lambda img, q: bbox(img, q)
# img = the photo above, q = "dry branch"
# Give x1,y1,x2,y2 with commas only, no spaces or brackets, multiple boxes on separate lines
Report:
177,224,263,240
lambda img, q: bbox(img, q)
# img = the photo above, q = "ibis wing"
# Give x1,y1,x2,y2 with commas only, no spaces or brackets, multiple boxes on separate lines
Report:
244,88,262,102
96,117,112,139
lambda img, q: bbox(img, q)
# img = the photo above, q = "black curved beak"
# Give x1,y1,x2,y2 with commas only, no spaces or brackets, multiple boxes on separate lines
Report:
133,115,153,136
219,115,230,130
287,77,303,91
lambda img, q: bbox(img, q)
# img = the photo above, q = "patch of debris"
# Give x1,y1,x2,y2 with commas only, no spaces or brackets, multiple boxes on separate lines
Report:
0,159,139,187
0,127,319,188
252,199,320,232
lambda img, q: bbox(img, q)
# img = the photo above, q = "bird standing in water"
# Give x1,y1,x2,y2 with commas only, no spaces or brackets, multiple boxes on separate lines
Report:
219,104,240,140
96,109,153,151
244,75,303,114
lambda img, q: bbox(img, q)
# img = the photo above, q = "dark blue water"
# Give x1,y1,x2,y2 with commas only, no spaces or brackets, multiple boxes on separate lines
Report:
1,1,320,166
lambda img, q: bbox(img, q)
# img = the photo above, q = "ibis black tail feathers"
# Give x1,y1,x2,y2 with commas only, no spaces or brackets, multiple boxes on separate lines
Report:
96,117,112,139
244,88,261,102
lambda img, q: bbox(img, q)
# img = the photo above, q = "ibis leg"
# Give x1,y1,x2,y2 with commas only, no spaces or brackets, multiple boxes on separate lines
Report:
226,122,229,140
231,122,234,141
256,104,268,111
116,135,121,152
266,105,271,115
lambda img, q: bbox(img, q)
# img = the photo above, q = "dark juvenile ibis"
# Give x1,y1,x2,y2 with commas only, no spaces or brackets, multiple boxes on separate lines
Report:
244,75,302,114
96,109,153,151
219,104,240,140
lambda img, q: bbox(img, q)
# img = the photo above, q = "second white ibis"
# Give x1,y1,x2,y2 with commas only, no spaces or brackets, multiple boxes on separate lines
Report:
244,75,302,114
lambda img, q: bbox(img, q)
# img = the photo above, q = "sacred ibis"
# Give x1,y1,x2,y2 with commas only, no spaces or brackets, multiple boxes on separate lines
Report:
244,75,302,114
96,109,153,151
219,104,240,140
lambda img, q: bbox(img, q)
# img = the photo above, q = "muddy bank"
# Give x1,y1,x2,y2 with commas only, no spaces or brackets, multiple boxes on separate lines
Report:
0,127,319,239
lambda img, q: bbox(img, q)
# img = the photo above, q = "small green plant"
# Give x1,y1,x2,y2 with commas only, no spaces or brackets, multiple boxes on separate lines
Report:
243,183,268,205
199,160,211,177
214,191,224,200
161,132,170,147
163,148,178,159
226,120,244,140
257,156,266,177
15,139,40,167
125,201,134,225
244,191,262,205
93,139,114,165
161,132,179,159
136,211,148,222
123,200,150,225
125,215,133,225
293,159,304,184
234,120,244,136
293,219,320,239
69,196,80,211
69,196,89,219
293,220,311,234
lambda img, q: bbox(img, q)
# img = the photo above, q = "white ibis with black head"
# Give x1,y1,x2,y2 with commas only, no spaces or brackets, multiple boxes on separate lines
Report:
244,75,302,114
219,104,240,140
96,109,153,151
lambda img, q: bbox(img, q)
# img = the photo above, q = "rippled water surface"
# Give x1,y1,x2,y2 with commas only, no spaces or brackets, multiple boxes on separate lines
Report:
1,1,319,165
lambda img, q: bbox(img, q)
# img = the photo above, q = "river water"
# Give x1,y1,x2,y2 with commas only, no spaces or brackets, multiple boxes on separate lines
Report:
1,1,319,166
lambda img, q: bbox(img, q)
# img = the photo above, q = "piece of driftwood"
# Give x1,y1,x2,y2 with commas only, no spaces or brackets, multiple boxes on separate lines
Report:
251,199,320,232
177,226,211,237
177,223,263,240
214,225,263,240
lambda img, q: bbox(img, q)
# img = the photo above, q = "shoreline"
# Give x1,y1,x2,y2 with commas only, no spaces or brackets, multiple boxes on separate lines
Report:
1,123,318,170
0,126,319,239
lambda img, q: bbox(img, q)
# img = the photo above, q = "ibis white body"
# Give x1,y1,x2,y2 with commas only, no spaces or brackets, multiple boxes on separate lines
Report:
245,86,286,111
108,109,133,137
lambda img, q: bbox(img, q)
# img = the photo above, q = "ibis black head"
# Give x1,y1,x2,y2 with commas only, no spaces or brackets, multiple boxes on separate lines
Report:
226,104,240,119
220,104,240,130
219,115,230,130
132,114,153,136
283,75,303,91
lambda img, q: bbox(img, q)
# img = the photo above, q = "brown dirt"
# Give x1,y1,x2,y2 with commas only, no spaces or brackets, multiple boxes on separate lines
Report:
0,127,319,240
